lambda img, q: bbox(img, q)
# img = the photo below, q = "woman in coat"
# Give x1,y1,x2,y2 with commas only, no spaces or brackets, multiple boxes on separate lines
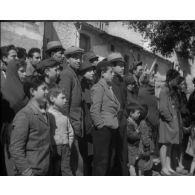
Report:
90,60,120,176
158,69,182,176
79,60,95,176
1,59,28,175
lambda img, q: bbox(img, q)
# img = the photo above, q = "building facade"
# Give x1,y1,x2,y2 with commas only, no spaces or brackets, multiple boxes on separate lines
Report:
1,21,194,92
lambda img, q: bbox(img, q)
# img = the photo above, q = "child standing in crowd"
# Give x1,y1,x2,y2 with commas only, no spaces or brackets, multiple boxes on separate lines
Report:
137,105,154,176
48,87,74,176
126,104,154,176
126,105,142,176
9,75,51,176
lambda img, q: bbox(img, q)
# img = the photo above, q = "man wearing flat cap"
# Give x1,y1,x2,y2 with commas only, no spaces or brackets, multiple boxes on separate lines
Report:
58,46,84,176
82,51,99,67
36,58,61,89
107,52,128,176
45,41,66,68
130,61,144,93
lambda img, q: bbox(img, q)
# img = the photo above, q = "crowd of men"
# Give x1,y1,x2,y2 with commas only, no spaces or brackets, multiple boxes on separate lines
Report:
0,41,195,176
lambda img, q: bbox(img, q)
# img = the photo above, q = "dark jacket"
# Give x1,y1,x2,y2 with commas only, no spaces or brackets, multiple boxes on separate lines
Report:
81,78,94,136
177,90,191,127
112,75,127,120
9,101,51,176
188,89,195,123
58,66,83,137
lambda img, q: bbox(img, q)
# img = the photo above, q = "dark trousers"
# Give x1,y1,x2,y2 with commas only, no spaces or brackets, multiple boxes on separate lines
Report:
92,126,118,176
70,138,85,176
115,116,128,176
52,144,72,176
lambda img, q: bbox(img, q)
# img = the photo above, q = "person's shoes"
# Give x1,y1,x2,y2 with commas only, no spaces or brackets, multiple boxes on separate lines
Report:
152,170,161,176
176,167,189,175
160,170,172,176
169,170,183,176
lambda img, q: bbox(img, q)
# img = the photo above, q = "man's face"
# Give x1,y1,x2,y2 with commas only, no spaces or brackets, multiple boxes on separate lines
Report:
30,52,41,66
32,83,48,104
51,50,64,63
3,49,17,64
68,53,82,70
112,62,124,77
135,65,143,78
45,65,60,82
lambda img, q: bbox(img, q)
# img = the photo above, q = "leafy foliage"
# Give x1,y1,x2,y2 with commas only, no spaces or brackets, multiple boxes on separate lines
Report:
124,21,195,58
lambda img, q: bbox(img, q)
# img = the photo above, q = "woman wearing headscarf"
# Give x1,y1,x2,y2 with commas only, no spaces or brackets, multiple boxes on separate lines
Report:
1,59,28,175
158,69,182,176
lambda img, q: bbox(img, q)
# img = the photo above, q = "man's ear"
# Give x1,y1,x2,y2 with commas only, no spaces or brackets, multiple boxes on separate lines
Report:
49,95,55,103
2,56,8,63
44,68,49,76
30,88,35,97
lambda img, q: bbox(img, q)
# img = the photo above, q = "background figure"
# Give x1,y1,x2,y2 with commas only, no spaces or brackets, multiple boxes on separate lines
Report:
0,45,18,87
79,60,96,175
26,48,41,76
16,47,27,60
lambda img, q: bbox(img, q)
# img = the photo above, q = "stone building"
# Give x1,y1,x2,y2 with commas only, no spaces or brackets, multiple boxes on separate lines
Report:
2,21,194,93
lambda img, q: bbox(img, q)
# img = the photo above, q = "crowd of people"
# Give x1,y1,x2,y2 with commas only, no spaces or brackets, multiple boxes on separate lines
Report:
0,41,195,176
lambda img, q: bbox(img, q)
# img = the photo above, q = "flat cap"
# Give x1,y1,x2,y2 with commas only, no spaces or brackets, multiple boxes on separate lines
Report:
46,41,65,54
107,52,125,63
36,58,60,74
64,46,84,56
83,51,98,62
